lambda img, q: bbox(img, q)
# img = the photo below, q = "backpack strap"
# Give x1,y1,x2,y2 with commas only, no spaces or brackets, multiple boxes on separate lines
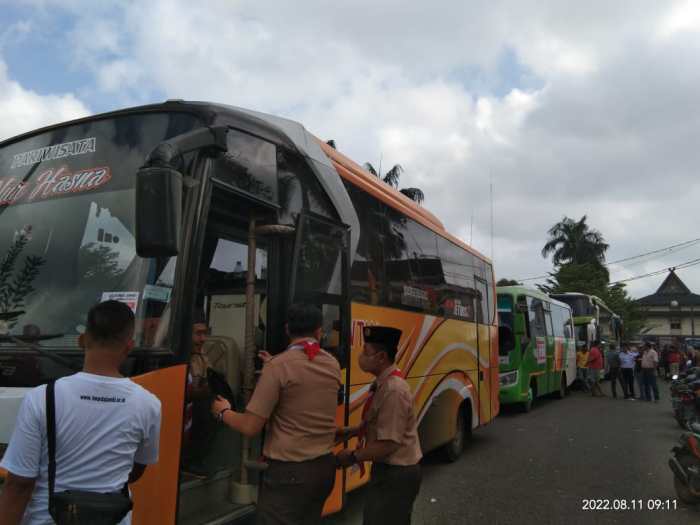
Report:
46,381,56,510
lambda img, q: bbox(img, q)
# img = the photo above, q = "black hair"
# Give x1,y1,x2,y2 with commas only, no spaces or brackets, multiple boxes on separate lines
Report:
372,343,397,363
86,300,135,346
287,303,323,338
193,310,207,326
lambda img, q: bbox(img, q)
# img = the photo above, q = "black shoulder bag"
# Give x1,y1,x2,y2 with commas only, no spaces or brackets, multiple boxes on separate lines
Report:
46,381,133,524
206,368,237,409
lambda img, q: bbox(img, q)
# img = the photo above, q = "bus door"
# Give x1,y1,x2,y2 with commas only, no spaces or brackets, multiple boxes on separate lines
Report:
544,304,556,394
290,212,351,514
527,298,547,399
178,183,284,523
474,277,491,422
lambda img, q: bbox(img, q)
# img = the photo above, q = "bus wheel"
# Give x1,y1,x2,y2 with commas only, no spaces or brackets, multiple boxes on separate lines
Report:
521,388,533,413
555,374,566,399
443,406,467,462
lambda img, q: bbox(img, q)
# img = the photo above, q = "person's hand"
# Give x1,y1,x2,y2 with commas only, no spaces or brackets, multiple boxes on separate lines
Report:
258,350,273,363
335,449,356,468
211,395,231,417
335,425,360,443
335,427,350,444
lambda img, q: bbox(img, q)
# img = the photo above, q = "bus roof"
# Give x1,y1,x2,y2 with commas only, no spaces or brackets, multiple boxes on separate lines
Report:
496,285,571,310
551,292,614,314
318,140,491,264
1,99,489,265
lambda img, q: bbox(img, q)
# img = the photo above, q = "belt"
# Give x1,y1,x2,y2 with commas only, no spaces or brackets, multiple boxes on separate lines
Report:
266,453,334,466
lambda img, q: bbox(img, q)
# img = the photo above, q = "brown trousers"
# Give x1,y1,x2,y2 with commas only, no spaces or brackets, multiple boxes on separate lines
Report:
363,462,422,525
256,454,336,525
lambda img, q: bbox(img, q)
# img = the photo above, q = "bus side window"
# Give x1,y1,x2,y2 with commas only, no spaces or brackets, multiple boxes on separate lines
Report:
544,308,554,338
563,308,573,339
528,298,546,338
516,295,531,339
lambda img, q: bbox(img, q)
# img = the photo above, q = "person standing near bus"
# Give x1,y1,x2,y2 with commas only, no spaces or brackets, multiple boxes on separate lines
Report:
668,345,682,378
336,326,422,525
619,344,637,400
607,345,625,399
587,341,605,397
641,343,660,402
183,316,217,477
211,303,341,524
576,346,590,392
0,300,162,525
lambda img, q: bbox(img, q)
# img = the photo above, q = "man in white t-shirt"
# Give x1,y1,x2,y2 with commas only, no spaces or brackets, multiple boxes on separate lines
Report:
0,300,162,525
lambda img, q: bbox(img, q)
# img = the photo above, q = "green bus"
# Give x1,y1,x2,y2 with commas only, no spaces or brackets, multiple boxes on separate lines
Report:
550,292,622,376
549,293,622,351
497,286,577,412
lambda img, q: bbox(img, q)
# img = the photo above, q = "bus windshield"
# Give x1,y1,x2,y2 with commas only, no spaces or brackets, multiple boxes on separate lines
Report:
0,112,200,351
577,324,588,344
551,294,595,317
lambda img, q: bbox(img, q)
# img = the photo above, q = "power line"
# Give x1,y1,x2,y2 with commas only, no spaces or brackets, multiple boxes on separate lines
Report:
516,237,700,282
610,257,700,285
608,237,700,266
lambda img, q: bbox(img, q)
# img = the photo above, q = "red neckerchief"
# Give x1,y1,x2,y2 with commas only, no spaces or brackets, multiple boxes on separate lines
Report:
289,339,321,361
356,368,403,475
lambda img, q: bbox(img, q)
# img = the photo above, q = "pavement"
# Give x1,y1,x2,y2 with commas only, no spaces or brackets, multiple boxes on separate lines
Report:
323,382,700,525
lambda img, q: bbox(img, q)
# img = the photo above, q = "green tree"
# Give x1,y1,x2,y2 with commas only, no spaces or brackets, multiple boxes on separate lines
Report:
539,262,609,297
539,213,647,340
541,215,609,269
364,162,425,205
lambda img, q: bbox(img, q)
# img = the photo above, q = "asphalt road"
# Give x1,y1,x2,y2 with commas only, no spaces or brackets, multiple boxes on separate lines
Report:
324,383,700,525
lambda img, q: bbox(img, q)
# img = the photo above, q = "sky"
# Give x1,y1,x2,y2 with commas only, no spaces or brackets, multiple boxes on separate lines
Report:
2,0,700,299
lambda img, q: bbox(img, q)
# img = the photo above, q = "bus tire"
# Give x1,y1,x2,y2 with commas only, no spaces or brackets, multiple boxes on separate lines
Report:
443,404,469,462
521,387,533,413
555,374,566,399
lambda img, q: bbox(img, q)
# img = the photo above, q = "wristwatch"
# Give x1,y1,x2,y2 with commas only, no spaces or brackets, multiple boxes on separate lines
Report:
218,408,232,423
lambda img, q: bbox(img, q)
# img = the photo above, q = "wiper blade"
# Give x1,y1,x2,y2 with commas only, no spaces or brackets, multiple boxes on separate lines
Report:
1,334,81,372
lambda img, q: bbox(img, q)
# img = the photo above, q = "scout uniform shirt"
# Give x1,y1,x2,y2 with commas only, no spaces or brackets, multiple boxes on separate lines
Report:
246,341,342,462
364,365,422,466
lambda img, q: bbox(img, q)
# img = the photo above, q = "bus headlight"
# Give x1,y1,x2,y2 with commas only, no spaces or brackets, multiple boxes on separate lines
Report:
499,370,518,387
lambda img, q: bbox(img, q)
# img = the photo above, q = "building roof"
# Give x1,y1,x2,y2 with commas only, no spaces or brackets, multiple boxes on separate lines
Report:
636,270,700,306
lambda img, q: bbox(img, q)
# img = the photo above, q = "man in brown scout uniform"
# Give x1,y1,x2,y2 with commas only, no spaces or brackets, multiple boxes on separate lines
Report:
336,326,422,525
211,303,341,524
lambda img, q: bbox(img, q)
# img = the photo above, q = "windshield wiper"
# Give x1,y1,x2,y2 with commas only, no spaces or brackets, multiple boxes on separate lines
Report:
0,334,81,372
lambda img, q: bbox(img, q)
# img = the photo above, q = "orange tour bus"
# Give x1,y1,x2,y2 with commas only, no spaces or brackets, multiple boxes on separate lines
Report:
0,101,499,523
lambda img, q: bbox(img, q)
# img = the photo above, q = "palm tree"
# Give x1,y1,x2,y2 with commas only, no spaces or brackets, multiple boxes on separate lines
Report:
363,162,425,204
541,215,609,266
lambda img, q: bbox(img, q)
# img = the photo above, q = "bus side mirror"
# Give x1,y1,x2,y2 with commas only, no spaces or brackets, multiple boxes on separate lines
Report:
135,166,182,257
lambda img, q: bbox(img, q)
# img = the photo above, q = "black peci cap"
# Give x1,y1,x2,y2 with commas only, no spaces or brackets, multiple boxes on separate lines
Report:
363,326,402,356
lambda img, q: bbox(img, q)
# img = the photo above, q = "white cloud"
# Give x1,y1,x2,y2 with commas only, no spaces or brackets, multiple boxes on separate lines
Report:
5,0,700,299
658,0,700,38
0,59,90,141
